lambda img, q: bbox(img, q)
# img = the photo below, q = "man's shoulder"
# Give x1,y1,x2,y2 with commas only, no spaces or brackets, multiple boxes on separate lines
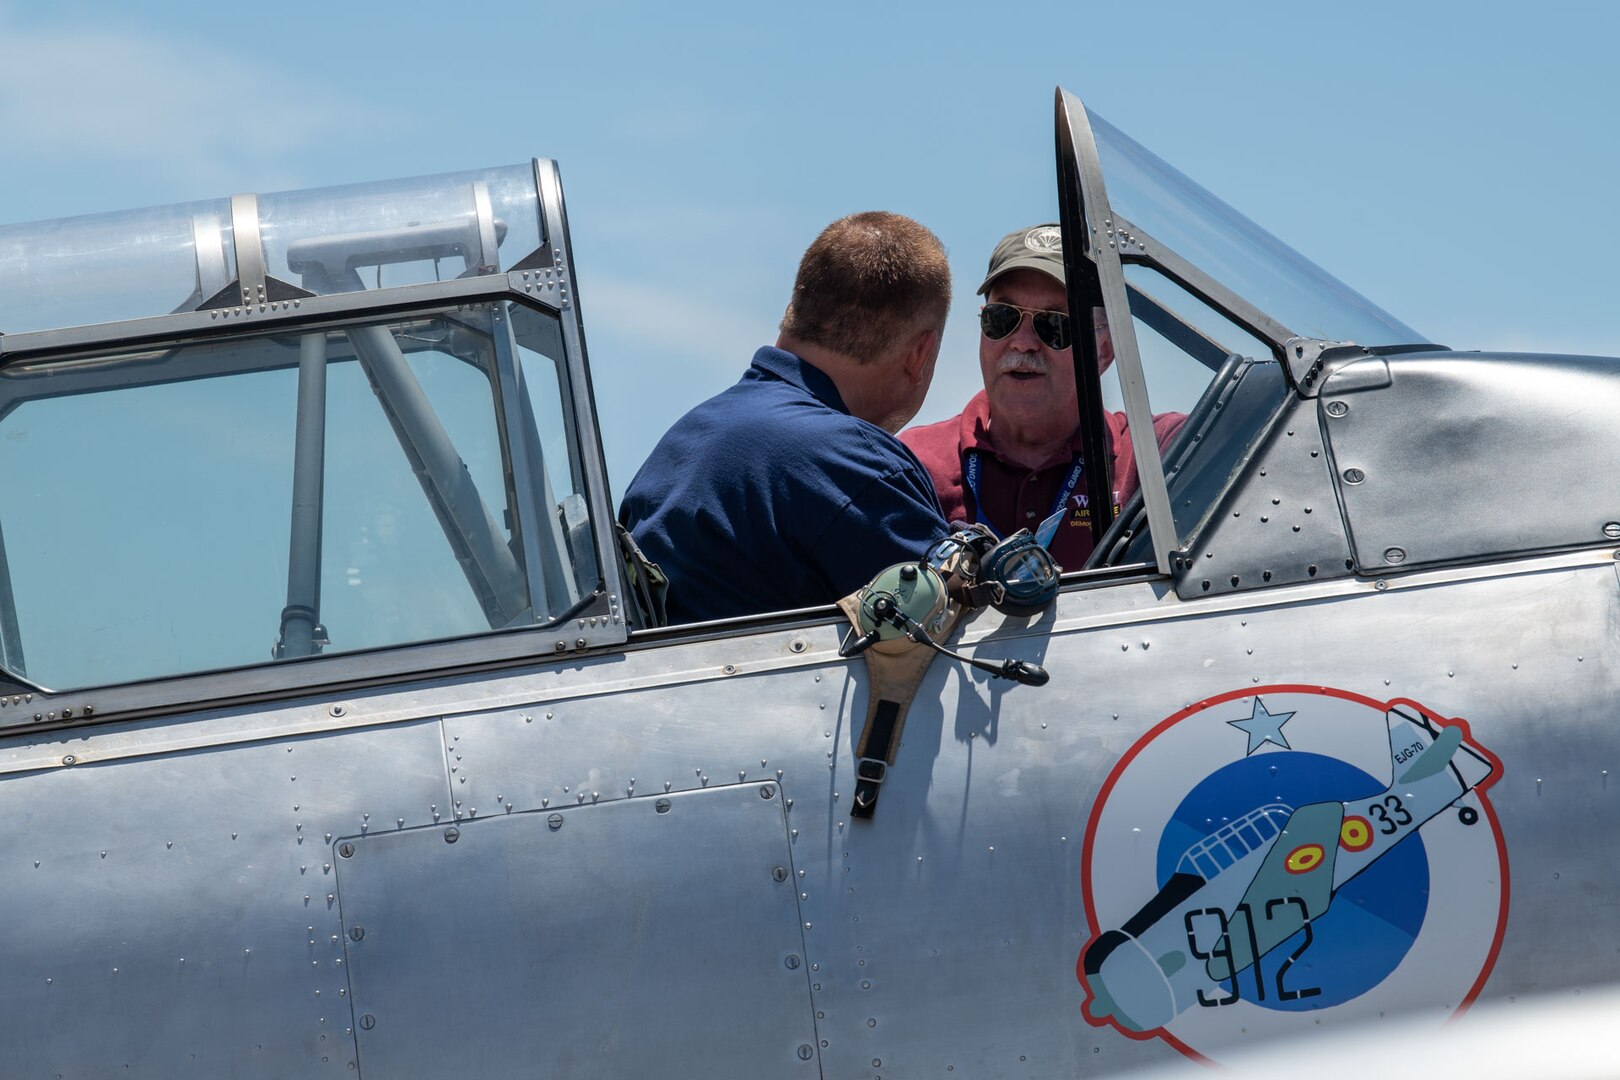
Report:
899,400,973,480
899,412,961,453
898,415,963,487
656,378,913,491
1153,410,1190,444
652,370,818,445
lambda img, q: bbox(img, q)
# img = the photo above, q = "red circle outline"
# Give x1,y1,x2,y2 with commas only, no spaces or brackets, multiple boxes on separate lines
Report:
1075,684,1510,1064
1284,843,1326,874
1340,815,1374,852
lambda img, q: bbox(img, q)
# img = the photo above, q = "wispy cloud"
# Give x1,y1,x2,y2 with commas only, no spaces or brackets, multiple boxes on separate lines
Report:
0,11,391,192
583,274,771,379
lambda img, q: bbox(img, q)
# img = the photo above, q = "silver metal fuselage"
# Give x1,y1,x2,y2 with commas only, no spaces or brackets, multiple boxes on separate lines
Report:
0,88,1614,1076
0,549,1608,1075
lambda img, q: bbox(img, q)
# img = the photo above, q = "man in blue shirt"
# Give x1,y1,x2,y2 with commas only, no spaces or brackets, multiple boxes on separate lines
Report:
620,211,952,624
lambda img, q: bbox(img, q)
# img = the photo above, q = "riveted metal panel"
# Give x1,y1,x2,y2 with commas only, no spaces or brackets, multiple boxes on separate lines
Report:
1171,392,1354,597
423,557,1620,1074
1323,352,1620,571
1107,355,1292,575
0,552,1612,1074
0,718,450,1077
336,783,817,1078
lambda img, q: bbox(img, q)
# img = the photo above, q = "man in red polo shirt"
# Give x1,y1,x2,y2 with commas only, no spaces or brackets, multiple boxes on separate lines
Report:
901,224,1185,571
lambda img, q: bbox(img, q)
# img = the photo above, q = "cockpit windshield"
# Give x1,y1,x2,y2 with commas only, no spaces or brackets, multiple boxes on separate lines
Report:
1090,110,1428,348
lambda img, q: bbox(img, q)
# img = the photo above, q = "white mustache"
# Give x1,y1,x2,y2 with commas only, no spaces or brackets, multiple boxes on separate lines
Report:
997,349,1049,376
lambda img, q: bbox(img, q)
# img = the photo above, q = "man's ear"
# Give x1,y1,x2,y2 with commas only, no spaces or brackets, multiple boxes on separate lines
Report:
901,326,942,385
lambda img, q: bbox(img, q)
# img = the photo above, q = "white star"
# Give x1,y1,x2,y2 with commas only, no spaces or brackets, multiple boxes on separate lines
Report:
1228,697,1295,755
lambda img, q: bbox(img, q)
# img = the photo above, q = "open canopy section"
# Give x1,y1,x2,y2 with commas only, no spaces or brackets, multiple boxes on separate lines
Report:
1089,110,1428,349
1053,88,1438,583
0,165,546,336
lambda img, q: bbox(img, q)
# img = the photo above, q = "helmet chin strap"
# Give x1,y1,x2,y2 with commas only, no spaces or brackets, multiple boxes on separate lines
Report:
837,529,1056,821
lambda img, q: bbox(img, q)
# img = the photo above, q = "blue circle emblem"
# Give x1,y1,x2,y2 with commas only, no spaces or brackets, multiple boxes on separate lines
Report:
1156,751,1428,1011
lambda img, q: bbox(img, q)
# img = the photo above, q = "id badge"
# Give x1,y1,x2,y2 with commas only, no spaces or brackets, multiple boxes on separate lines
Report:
1034,505,1067,549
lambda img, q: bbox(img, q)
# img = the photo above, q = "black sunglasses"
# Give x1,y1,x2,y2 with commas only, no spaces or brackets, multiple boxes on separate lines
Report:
979,302,1071,350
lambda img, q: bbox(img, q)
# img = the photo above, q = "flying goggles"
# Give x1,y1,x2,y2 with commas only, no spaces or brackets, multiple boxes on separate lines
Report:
839,525,1059,681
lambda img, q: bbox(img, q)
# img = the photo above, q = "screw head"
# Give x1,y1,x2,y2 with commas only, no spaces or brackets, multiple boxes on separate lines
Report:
797,1044,814,1061
760,784,776,800
61,754,76,765
1383,547,1407,564
655,798,672,814
1325,400,1349,417
442,827,460,844
773,866,789,882
1604,522,1620,540
359,1014,376,1031
338,842,356,859
784,953,801,969
547,814,564,831
1343,467,1366,484
349,926,364,942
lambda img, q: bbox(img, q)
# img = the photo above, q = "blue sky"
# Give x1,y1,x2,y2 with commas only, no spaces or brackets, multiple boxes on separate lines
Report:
2,1,1617,495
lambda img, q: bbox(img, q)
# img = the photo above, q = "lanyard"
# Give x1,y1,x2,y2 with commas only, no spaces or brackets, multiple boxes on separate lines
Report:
963,450,1085,548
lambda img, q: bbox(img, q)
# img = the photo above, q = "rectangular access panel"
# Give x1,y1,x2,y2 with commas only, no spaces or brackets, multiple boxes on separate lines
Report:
336,783,818,1078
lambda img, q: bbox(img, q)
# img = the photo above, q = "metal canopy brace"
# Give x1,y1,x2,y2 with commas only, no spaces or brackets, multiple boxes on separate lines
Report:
347,319,529,629
1126,282,1235,373
1056,87,1180,575
491,309,579,619
0,518,26,679
1054,100,1116,550
276,332,329,659
1112,215,1296,363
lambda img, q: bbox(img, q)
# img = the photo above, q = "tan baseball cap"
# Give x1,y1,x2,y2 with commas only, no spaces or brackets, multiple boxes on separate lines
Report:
976,223,1065,295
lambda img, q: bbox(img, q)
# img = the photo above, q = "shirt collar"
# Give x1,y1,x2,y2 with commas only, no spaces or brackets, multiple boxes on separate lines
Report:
958,389,1107,469
957,390,995,453
749,346,850,415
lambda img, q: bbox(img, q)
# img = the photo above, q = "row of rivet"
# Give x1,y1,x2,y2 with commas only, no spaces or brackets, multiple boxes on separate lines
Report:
518,268,569,306
210,299,302,319
11,702,92,723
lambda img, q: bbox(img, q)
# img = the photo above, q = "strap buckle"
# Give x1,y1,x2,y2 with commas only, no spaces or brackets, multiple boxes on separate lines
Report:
852,757,888,818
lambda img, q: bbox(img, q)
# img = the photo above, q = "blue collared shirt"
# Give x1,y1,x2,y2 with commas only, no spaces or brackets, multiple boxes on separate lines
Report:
620,347,948,624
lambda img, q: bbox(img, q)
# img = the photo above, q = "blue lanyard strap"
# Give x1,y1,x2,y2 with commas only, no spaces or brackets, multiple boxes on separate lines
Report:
963,450,1085,546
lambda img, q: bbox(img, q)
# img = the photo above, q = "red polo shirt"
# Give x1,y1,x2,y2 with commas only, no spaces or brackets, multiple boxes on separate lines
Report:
900,391,1186,571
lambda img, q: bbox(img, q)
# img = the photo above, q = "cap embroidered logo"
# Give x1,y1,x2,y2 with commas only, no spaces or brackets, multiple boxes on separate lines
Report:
1024,226,1063,253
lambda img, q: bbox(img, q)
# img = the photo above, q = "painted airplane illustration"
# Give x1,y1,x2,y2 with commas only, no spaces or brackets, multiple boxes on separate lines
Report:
1,80,1606,1073
1081,706,1498,1034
